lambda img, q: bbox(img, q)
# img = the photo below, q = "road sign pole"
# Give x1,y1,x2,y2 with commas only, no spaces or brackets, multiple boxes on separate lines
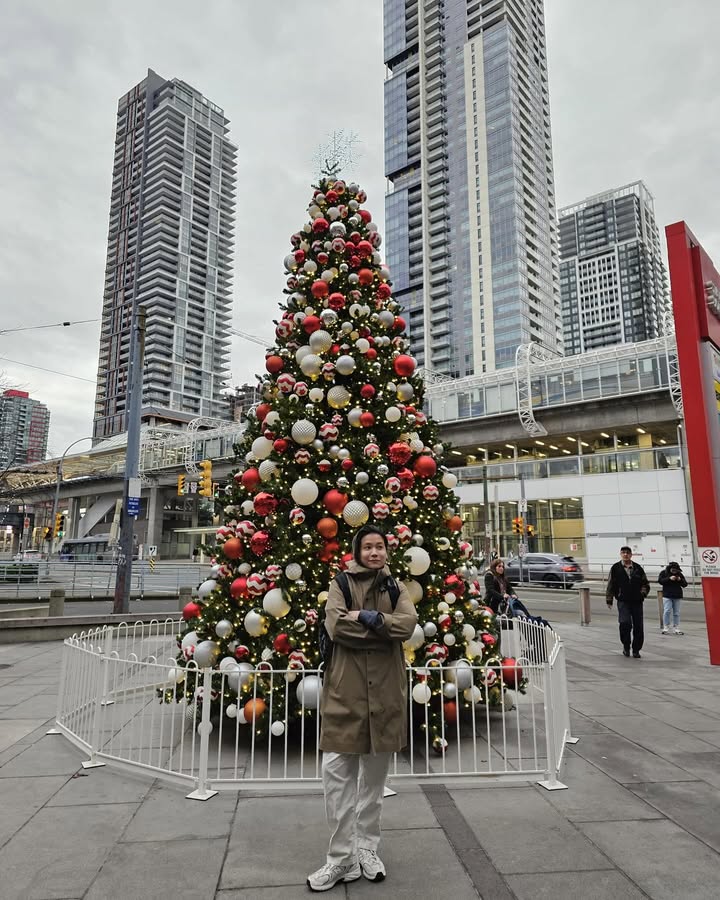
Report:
518,474,526,585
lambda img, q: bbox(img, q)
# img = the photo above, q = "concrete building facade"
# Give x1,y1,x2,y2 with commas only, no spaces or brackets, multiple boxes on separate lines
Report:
0,390,50,468
383,0,561,377
93,69,237,443
560,181,670,355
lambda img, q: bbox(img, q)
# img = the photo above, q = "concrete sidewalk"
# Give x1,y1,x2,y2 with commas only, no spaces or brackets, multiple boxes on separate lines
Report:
1,619,719,899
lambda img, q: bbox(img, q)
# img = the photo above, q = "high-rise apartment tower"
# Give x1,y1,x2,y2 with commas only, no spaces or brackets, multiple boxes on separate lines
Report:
559,181,670,355
93,69,237,442
383,0,561,377
0,390,50,468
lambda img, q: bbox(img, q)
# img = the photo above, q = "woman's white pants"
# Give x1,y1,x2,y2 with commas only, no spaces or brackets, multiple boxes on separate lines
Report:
322,751,392,866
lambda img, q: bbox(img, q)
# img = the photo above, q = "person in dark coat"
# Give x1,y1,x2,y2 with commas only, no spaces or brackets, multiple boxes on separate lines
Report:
658,562,687,635
484,558,516,614
308,525,417,892
606,546,650,657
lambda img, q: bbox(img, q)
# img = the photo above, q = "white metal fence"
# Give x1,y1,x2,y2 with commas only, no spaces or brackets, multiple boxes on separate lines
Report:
0,561,205,600
52,618,575,799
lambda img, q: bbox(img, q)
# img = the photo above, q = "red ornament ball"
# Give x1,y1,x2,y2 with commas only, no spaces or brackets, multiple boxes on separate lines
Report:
223,537,243,560
376,283,391,299
317,517,339,538
265,355,284,374
273,633,293,655
388,441,412,465
393,354,416,377
501,657,523,689
244,698,267,721
302,315,322,334
341,458,354,471
323,490,349,516
234,644,250,660
241,468,261,491
255,403,271,422
394,316,407,333
311,280,329,299
359,411,375,427
312,217,329,233
413,455,437,478
443,701,458,725
253,492,278,517
447,515,463,532
357,268,374,286
358,209,372,223
182,601,201,621
318,540,340,562
365,348,377,360
328,292,345,310
230,577,249,600
357,240,373,257
250,530,271,556
273,438,288,453
360,384,376,400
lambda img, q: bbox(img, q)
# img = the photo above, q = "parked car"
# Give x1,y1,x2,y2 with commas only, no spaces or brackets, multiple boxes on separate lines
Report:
503,553,583,588
12,549,44,562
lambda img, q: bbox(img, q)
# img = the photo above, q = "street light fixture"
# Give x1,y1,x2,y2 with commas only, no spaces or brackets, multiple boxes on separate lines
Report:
49,437,93,556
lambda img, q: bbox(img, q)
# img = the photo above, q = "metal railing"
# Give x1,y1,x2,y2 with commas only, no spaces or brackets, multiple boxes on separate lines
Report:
0,561,206,600
52,618,574,798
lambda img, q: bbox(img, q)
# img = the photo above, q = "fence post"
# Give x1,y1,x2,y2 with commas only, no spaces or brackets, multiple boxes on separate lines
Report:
46,637,70,735
537,656,568,791
656,589,665,628
178,585,193,611
49,588,65,617
81,650,108,770
578,585,591,625
186,668,218,801
100,626,115,706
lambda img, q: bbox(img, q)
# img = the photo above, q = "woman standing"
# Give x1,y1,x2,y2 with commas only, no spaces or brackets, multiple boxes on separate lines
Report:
307,525,418,892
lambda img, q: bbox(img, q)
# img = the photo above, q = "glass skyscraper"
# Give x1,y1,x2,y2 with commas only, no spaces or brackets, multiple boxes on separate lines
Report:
383,0,561,376
93,70,237,442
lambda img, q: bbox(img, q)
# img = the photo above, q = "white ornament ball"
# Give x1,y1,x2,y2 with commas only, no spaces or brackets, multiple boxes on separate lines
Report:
446,659,473,690
462,624,477,642
404,624,426,651
291,478,319,506
463,685,482,704
299,354,322,377
197,579,217,599
215,619,234,639
194,640,221,668
403,579,424,605
219,656,237,673
226,704,238,719
309,330,333,353
355,338,370,353
258,460,279,482
271,721,286,737
263,588,291,618
227,662,255,692
396,383,414,401
285,562,303,580
423,622,438,637
347,407,363,427
443,633,456,646
166,667,185,684
355,471,370,485
342,500,370,527
309,387,324,403
442,472,458,489
296,674,321,710
442,682,457,699
335,355,356,375
181,630,198,650
327,385,351,408
251,436,274,460
385,406,402,423
404,546,431,576
412,682,432,704
291,420,317,445
244,610,267,637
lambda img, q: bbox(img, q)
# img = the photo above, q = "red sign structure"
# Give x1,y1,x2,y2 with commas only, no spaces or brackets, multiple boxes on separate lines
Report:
666,221,720,664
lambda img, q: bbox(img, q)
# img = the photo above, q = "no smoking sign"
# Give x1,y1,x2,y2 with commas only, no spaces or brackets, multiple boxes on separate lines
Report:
699,547,720,577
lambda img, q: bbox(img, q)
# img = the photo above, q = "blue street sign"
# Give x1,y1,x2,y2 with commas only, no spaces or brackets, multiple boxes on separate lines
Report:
127,496,141,517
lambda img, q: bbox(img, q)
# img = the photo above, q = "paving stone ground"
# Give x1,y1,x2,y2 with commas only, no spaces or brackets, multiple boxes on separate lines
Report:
1,617,719,899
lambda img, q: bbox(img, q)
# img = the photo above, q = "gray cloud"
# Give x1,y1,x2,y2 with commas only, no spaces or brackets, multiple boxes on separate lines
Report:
0,0,717,455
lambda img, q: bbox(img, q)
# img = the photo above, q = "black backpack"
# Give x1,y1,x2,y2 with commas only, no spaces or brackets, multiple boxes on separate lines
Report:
318,571,400,665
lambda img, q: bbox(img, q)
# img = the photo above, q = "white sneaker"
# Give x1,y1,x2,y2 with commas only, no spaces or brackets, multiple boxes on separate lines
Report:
358,848,386,882
307,861,361,892
672,626,684,635
661,626,669,634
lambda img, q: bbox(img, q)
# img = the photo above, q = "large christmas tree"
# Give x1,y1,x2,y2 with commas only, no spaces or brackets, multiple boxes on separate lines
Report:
170,177,515,750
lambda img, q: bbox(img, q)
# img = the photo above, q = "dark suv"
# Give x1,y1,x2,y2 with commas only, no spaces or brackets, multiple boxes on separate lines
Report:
503,553,583,588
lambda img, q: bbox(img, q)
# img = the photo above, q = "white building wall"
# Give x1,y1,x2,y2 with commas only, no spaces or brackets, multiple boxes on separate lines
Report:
457,468,691,574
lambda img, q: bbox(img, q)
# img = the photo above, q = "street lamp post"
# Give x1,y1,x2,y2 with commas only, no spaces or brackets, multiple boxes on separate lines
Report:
49,437,93,555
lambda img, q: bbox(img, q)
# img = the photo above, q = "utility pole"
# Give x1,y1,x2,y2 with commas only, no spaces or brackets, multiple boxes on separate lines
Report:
482,466,491,564
113,307,146,614
518,473,526,585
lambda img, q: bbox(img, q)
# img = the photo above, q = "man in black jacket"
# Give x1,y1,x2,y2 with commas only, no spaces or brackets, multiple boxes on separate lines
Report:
606,546,650,658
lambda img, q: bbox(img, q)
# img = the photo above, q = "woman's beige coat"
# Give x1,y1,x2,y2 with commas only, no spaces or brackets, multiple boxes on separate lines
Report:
319,561,418,754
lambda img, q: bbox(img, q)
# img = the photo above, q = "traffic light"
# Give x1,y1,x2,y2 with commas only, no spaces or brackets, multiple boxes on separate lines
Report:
512,517,524,535
526,524,535,538
53,513,64,538
43,526,52,542
199,460,213,497
177,474,186,496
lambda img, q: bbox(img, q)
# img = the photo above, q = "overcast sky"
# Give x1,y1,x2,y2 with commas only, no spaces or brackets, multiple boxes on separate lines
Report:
1,0,718,457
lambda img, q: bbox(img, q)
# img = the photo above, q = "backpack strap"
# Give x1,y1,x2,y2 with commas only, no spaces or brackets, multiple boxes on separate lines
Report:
334,571,353,610
384,576,400,610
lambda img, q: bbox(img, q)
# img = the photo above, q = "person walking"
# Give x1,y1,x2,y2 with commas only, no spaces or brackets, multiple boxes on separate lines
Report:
307,525,418,892
606,546,650,658
658,561,687,634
